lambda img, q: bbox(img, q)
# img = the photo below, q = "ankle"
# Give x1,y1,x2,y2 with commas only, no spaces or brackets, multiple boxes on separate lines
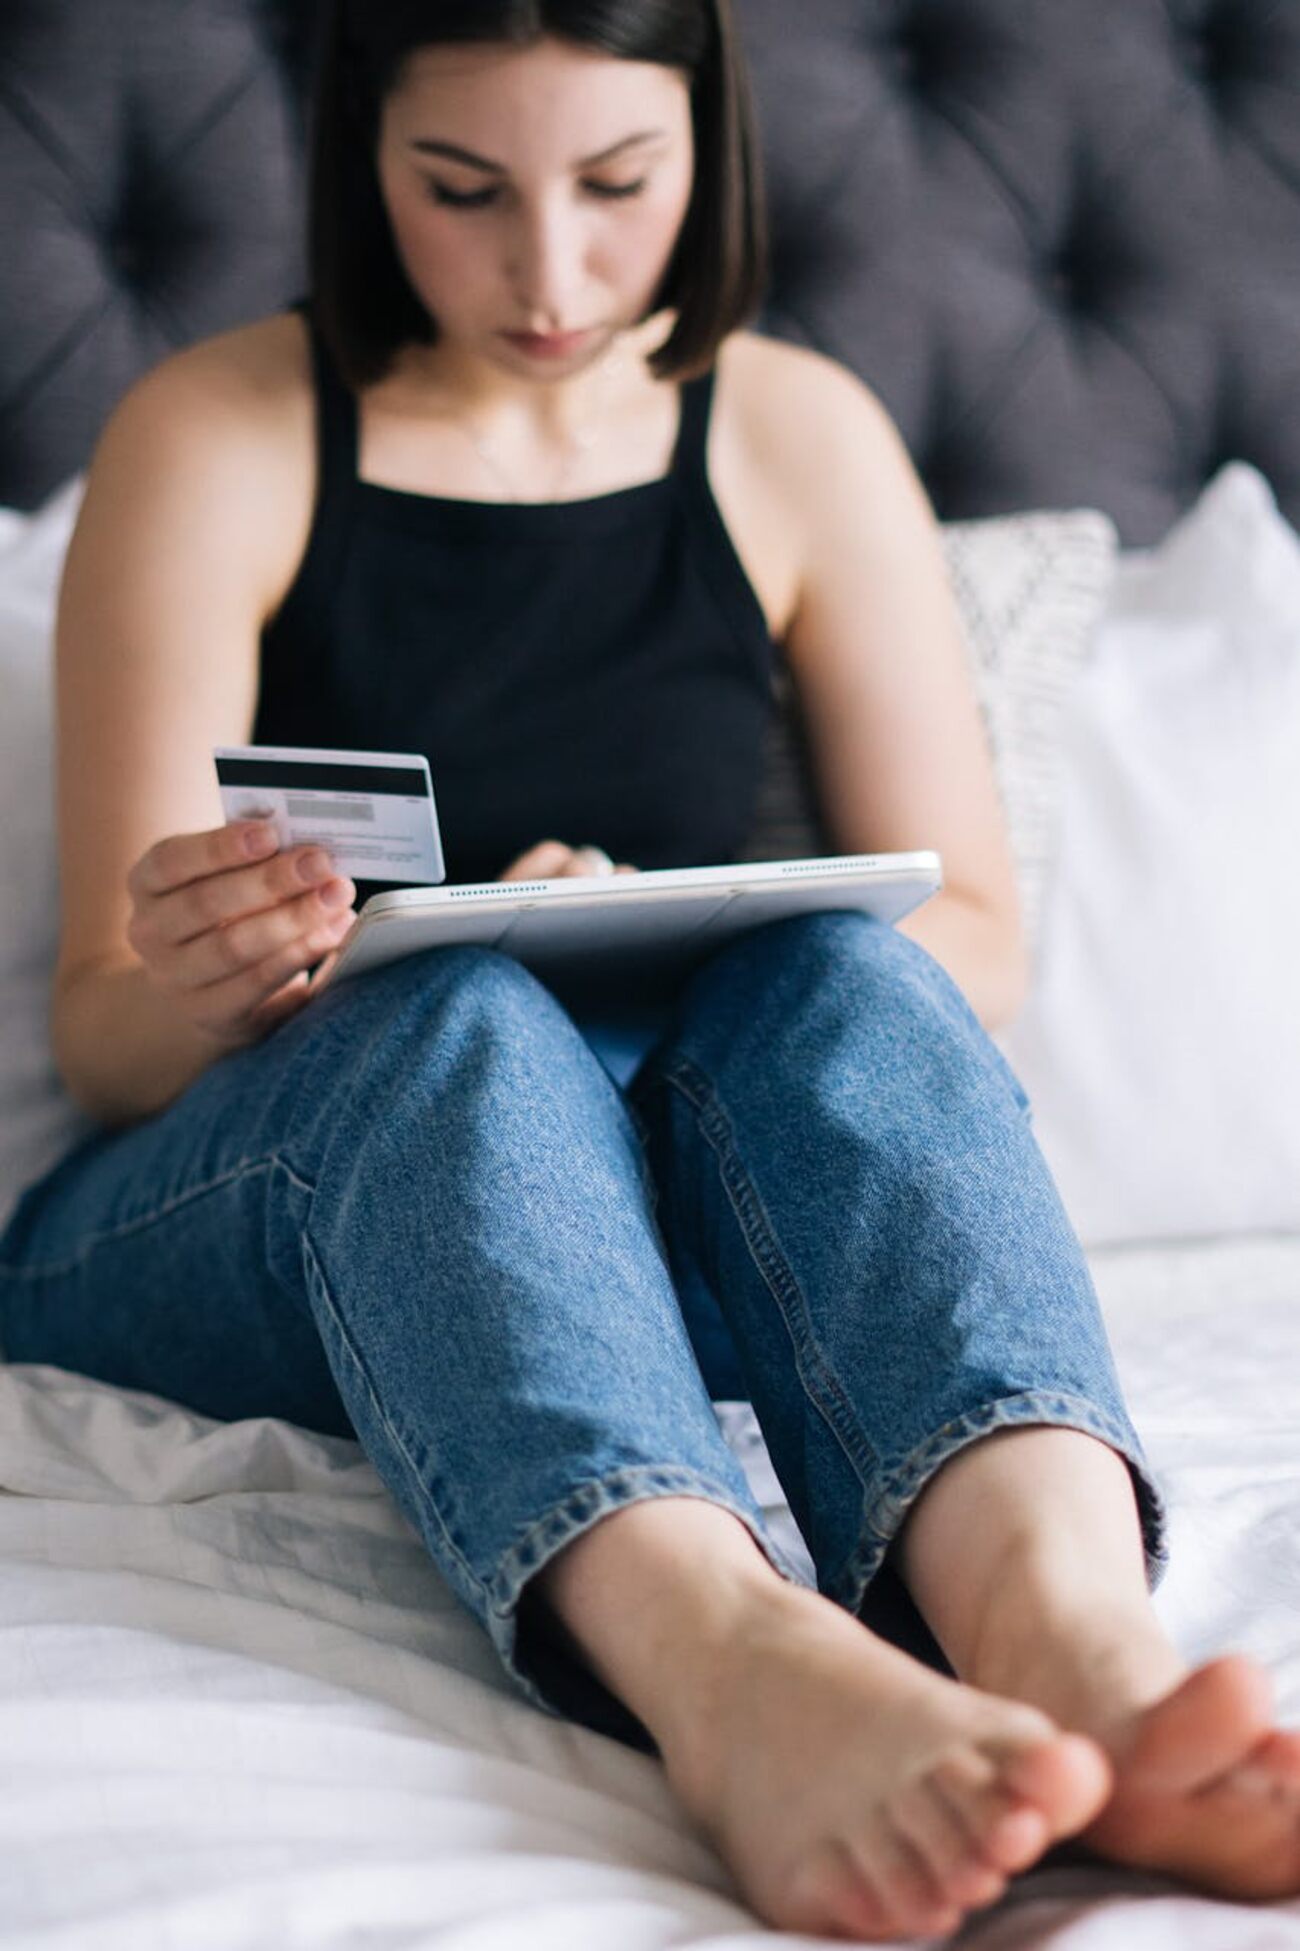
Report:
531,1497,793,1766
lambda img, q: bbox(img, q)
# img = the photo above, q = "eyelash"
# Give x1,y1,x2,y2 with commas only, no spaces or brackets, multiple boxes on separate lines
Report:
426,179,648,210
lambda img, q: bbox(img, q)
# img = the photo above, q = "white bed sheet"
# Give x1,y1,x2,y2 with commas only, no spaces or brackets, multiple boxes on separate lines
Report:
1,1234,1298,1949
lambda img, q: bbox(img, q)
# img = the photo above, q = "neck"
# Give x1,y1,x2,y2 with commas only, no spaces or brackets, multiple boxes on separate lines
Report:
391,312,673,440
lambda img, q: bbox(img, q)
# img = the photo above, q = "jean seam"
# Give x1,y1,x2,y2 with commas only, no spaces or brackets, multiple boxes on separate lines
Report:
829,1388,1172,1611
654,1053,880,1486
297,1225,485,1605
484,1463,795,1620
0,1153,315,1282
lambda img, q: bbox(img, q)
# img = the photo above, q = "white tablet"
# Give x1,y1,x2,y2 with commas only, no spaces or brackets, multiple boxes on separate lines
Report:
315,850,943,993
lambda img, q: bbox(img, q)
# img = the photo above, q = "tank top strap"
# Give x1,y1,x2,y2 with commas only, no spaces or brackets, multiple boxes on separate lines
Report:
292,296,359,487
276,297,359,639
669,368,716,481
666,362,775,667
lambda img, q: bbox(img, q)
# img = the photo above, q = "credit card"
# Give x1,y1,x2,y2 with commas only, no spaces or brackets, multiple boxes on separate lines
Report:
214,743,445,885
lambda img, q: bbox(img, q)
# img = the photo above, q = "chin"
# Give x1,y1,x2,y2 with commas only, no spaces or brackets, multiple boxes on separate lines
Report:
492,329,620,376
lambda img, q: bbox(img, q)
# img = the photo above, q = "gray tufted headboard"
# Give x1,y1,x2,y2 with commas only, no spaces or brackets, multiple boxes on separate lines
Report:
1,0,1298,544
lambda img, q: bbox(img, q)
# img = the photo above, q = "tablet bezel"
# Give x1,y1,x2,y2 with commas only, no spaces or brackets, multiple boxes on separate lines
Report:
320,850,943,991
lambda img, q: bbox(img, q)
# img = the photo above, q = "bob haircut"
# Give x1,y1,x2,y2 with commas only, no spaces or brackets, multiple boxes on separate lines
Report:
307,0,769,389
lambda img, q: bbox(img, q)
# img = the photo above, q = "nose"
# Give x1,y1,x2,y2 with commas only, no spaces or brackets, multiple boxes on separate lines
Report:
506,196,587,329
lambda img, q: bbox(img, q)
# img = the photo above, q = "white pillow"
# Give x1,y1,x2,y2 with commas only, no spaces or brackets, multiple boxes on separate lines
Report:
0,478,94,1236
742,507,1119,956
999,463,1300,1246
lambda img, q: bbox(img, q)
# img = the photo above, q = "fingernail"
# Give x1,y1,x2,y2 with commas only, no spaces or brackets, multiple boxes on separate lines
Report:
244,823,275,857
320,878,354,909
297,850,331,883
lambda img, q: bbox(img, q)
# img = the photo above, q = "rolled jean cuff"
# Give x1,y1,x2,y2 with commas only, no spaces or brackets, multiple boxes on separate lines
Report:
828,1390,1171,1619
484,1463,807,1746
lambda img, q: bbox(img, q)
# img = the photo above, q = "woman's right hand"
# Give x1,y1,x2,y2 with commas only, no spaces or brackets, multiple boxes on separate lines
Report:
125,819,357,1048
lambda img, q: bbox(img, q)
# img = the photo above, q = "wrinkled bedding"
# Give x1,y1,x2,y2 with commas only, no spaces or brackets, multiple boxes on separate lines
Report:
1,1234,1298,1948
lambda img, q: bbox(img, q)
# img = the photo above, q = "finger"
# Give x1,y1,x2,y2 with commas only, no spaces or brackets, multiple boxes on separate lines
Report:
247,970,313,1037
569,846,615,876
143,845,353,950
165,883,354,995
184,913,355,1039
252,954,345,1033
613,863,639,875
128,819,279,904
500,841,573,881
304,946,343,996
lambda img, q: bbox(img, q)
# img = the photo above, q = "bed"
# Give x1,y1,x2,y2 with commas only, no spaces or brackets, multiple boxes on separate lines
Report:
2,1,1299,1945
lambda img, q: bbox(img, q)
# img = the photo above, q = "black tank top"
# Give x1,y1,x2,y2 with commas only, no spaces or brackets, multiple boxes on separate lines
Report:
254,302,778,899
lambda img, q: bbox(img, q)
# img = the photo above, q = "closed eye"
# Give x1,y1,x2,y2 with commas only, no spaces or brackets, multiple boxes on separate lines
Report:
585,179,648,200
426,179,648,209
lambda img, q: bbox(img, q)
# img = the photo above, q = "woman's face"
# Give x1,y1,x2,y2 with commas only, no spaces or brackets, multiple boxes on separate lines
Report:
375,36,696,379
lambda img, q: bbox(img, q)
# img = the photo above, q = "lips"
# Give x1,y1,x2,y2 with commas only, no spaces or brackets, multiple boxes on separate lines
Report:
502,328,598,360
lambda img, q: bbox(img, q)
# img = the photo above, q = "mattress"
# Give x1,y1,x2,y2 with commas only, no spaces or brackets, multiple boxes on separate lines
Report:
1,1233,1298,1948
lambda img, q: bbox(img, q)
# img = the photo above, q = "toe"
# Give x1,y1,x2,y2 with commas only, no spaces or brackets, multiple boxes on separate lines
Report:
1080,1663,1300,1900
1240,1728,1300,1800
867,1825,968,1941
936,1739,1113,1875
781,1838,893,1941
1000,1731,1114,1838
985,1801,1053,1874
930,1751,1046,1878
876,1821,952,1918
1121,1656,1274,1788
893,1772,1009,1909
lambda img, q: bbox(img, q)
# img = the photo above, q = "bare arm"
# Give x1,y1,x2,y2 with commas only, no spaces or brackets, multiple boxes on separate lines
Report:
769,350,1028,1031
51,330,353,1126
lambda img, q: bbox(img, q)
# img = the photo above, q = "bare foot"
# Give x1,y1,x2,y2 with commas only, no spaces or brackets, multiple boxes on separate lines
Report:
1080,1654,1300,1901
660,1582,1113,1942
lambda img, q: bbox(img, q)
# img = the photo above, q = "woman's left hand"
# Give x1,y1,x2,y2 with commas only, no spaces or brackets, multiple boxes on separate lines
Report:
498,840,639,881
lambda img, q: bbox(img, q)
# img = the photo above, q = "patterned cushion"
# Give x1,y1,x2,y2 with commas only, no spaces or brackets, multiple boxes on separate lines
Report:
739,508,1119,957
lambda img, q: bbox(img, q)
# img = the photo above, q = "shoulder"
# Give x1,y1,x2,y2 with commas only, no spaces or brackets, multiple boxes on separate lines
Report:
102,309,312,468
716,331,905,484
707,332,920,635
86,310,317,621
713,333,919,572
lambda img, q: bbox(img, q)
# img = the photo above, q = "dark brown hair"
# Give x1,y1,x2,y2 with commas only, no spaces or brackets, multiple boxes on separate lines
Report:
306,0,768,388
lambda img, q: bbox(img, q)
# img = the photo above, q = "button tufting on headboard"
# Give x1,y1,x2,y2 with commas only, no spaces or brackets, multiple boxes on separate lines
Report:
1184,6,1256,86
1039,236,1108,321
108,236,142,278
884,39,919,88
1184,32,1216,79
0,0,310,511
0,0,1296,546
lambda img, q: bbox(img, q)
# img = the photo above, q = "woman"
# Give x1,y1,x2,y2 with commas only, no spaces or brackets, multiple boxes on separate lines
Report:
3,0,1298,1938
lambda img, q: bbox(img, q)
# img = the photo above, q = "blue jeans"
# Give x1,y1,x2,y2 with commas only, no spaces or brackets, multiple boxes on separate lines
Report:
0,914,1167,1747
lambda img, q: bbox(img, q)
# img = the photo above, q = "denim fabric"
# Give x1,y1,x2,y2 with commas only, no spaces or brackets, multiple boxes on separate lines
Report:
0,914,1168,1747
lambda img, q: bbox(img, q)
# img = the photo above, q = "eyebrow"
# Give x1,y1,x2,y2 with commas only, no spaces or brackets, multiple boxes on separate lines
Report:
407,130,667,173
